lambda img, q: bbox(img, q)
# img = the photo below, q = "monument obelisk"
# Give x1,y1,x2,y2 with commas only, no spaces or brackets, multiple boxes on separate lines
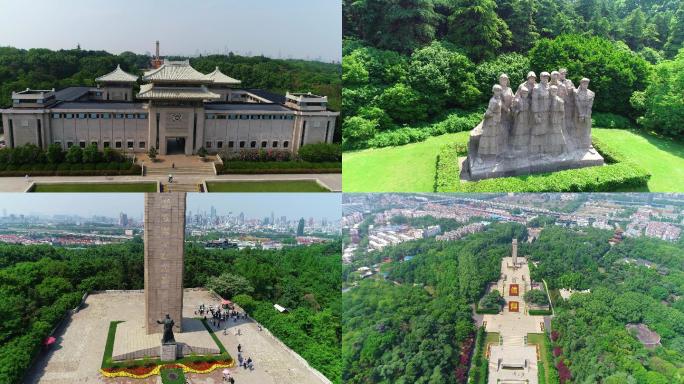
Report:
144,193,185,334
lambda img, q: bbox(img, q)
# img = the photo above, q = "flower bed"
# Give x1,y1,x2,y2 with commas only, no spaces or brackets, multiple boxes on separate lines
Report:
100,360,235,378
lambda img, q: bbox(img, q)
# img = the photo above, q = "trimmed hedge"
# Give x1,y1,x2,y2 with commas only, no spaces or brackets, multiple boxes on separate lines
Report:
474,302,501,315
592,112,634,129
218,161,341,174
297,143,342,162
0,163,141,177
470,327,489,384
435,136,650,192
528,309,553,316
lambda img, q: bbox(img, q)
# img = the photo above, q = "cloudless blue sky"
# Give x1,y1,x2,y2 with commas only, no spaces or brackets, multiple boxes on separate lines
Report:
0,193,341,221
0,0,341,62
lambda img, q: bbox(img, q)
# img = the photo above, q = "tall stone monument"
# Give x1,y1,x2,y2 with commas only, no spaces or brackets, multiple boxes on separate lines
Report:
512,238,518,265
144,193,186,335
462,69,604,180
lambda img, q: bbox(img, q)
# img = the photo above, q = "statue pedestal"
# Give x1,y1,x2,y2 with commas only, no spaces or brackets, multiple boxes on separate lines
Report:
160,343,178,361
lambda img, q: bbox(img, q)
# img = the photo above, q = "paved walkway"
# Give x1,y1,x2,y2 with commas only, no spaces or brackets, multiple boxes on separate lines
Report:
24,289,329,384
0,173,341,192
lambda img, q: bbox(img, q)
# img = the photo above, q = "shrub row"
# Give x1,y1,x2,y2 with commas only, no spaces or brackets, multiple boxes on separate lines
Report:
434,142,468,193
435,137,650,192
528,309,554,316
220,144,340,163
297,143,341,162
0,164,141,177
218,161,341,174
592,112,634,129
474,302,501,315
363,110,482,149
469,327,489,384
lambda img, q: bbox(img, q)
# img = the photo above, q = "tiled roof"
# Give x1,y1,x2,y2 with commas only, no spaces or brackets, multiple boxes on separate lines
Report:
205,103,292,112
137,84,220,100
95,65,138,83
54,87,92,101
51,102,145,110
206,67,241,85
142,60,212,83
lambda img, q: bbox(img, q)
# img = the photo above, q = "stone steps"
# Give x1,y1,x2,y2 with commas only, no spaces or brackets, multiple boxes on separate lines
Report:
162,183,202,192
146,166,214,176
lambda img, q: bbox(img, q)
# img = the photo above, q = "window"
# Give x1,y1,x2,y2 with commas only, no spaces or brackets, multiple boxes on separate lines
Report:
272,141,278,148
77,113,86,119
115,114,124,119
205,114,215,120
103,141,110,148
240,115,249,120
91,141,98,147
239,141,245,148
52,113,60,119
127,141,134,149
139,141,146,149
217,141,223,149
79,141,86,148
286,115,294,120
250,141,256,148
216,115,226,120
138,114,147,119
261,141,267,148
228,114,237,120
283,141,289,148
251,115,260,120
115,141,122,148
54,141,61,147
228,141,234,148
65,113,74,119
89,113,98,119
206,141,212,148
264,115,273,120
67,141,74,148
126,114,134,119
102,113,111,119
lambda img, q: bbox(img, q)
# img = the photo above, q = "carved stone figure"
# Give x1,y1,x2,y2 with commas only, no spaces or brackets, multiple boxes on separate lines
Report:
510,87,530,152
462,68,603,181
574,78,595,151
530,72,551,155
157,314,176,344
478,84,503,159
546,85,566,156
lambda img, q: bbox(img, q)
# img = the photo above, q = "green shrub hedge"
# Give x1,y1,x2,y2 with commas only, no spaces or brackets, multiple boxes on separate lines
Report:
435,136,650,192
218,161,341,174
297,143,342,162
0,164,140,177
470,327,489,384
528,309,553,316
592,113,634,129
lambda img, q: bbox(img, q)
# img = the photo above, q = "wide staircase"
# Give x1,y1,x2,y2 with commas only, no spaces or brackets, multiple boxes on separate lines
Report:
146,162,215,177
501,335,526,347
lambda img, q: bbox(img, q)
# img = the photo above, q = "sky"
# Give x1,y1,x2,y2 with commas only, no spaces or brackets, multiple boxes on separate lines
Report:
0,193,341,221
0,0,342,62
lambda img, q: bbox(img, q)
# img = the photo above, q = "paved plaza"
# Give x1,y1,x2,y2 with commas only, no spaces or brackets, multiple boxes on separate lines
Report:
25,289,330,384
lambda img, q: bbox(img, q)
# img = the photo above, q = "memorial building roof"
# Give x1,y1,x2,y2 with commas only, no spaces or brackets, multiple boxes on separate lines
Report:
95,65,138,83
206,67,241,85
137,84,220,100
142,60,212,84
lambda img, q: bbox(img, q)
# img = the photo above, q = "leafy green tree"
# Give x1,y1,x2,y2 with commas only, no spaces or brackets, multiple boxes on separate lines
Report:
481,290,504,309
373,83,428,123
634,50,684,136
64,145,83,164
474,52,530,101
356,106,394,131
46,143,64,164
495,0,540,51
447,0,512,61
523,289,548,306
206,272,254,299
82,143,101,163
407,41,480,110
147,146,157,161
341,116,378,149
529,34,651,117
664,1,684,58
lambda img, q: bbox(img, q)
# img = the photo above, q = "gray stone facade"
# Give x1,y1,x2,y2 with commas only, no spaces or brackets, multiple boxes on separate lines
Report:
144,193,185,335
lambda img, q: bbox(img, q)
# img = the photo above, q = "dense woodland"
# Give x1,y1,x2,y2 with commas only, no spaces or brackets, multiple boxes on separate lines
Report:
343,218,684,383
0,239,341,384
342,0,684,149
0,47,341,112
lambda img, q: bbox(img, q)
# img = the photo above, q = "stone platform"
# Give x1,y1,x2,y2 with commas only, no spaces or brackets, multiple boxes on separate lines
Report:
459,149,604,181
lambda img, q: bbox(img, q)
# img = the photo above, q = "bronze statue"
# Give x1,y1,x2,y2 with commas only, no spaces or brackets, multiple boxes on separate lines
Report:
157,314,176,344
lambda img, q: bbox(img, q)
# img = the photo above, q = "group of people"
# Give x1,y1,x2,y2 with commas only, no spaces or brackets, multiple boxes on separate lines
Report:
477,68,595,161
196,303,248,330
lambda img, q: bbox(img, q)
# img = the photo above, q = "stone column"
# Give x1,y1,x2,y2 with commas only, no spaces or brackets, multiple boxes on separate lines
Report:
512,238,518,265
144,193,186,334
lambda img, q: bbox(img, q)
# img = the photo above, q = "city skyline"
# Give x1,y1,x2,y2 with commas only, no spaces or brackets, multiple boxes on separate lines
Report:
0,0,342,62
0,193,341,221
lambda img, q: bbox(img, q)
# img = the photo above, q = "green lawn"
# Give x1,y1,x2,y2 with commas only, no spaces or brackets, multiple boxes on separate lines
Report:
343,132,470,192
206,180,330,192
528,333,553,384
593,129,684,191
32,183,156,192
343,129,684,192
485,332,501,348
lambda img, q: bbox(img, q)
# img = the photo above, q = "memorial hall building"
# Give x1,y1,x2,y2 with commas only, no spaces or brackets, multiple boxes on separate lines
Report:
0,59,338,155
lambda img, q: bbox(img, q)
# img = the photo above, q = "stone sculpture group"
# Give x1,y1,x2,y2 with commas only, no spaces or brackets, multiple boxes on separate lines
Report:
463,69,604,180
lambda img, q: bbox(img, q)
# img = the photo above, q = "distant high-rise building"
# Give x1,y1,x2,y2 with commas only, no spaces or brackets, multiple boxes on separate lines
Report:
238,212,245,225
271,211,275,226
210,206,217,220
119,212,128,227
297,218,306,236
308,217,315,227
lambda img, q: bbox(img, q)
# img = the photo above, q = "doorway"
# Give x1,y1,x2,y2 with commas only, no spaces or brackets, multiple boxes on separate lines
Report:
166,137,186,155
